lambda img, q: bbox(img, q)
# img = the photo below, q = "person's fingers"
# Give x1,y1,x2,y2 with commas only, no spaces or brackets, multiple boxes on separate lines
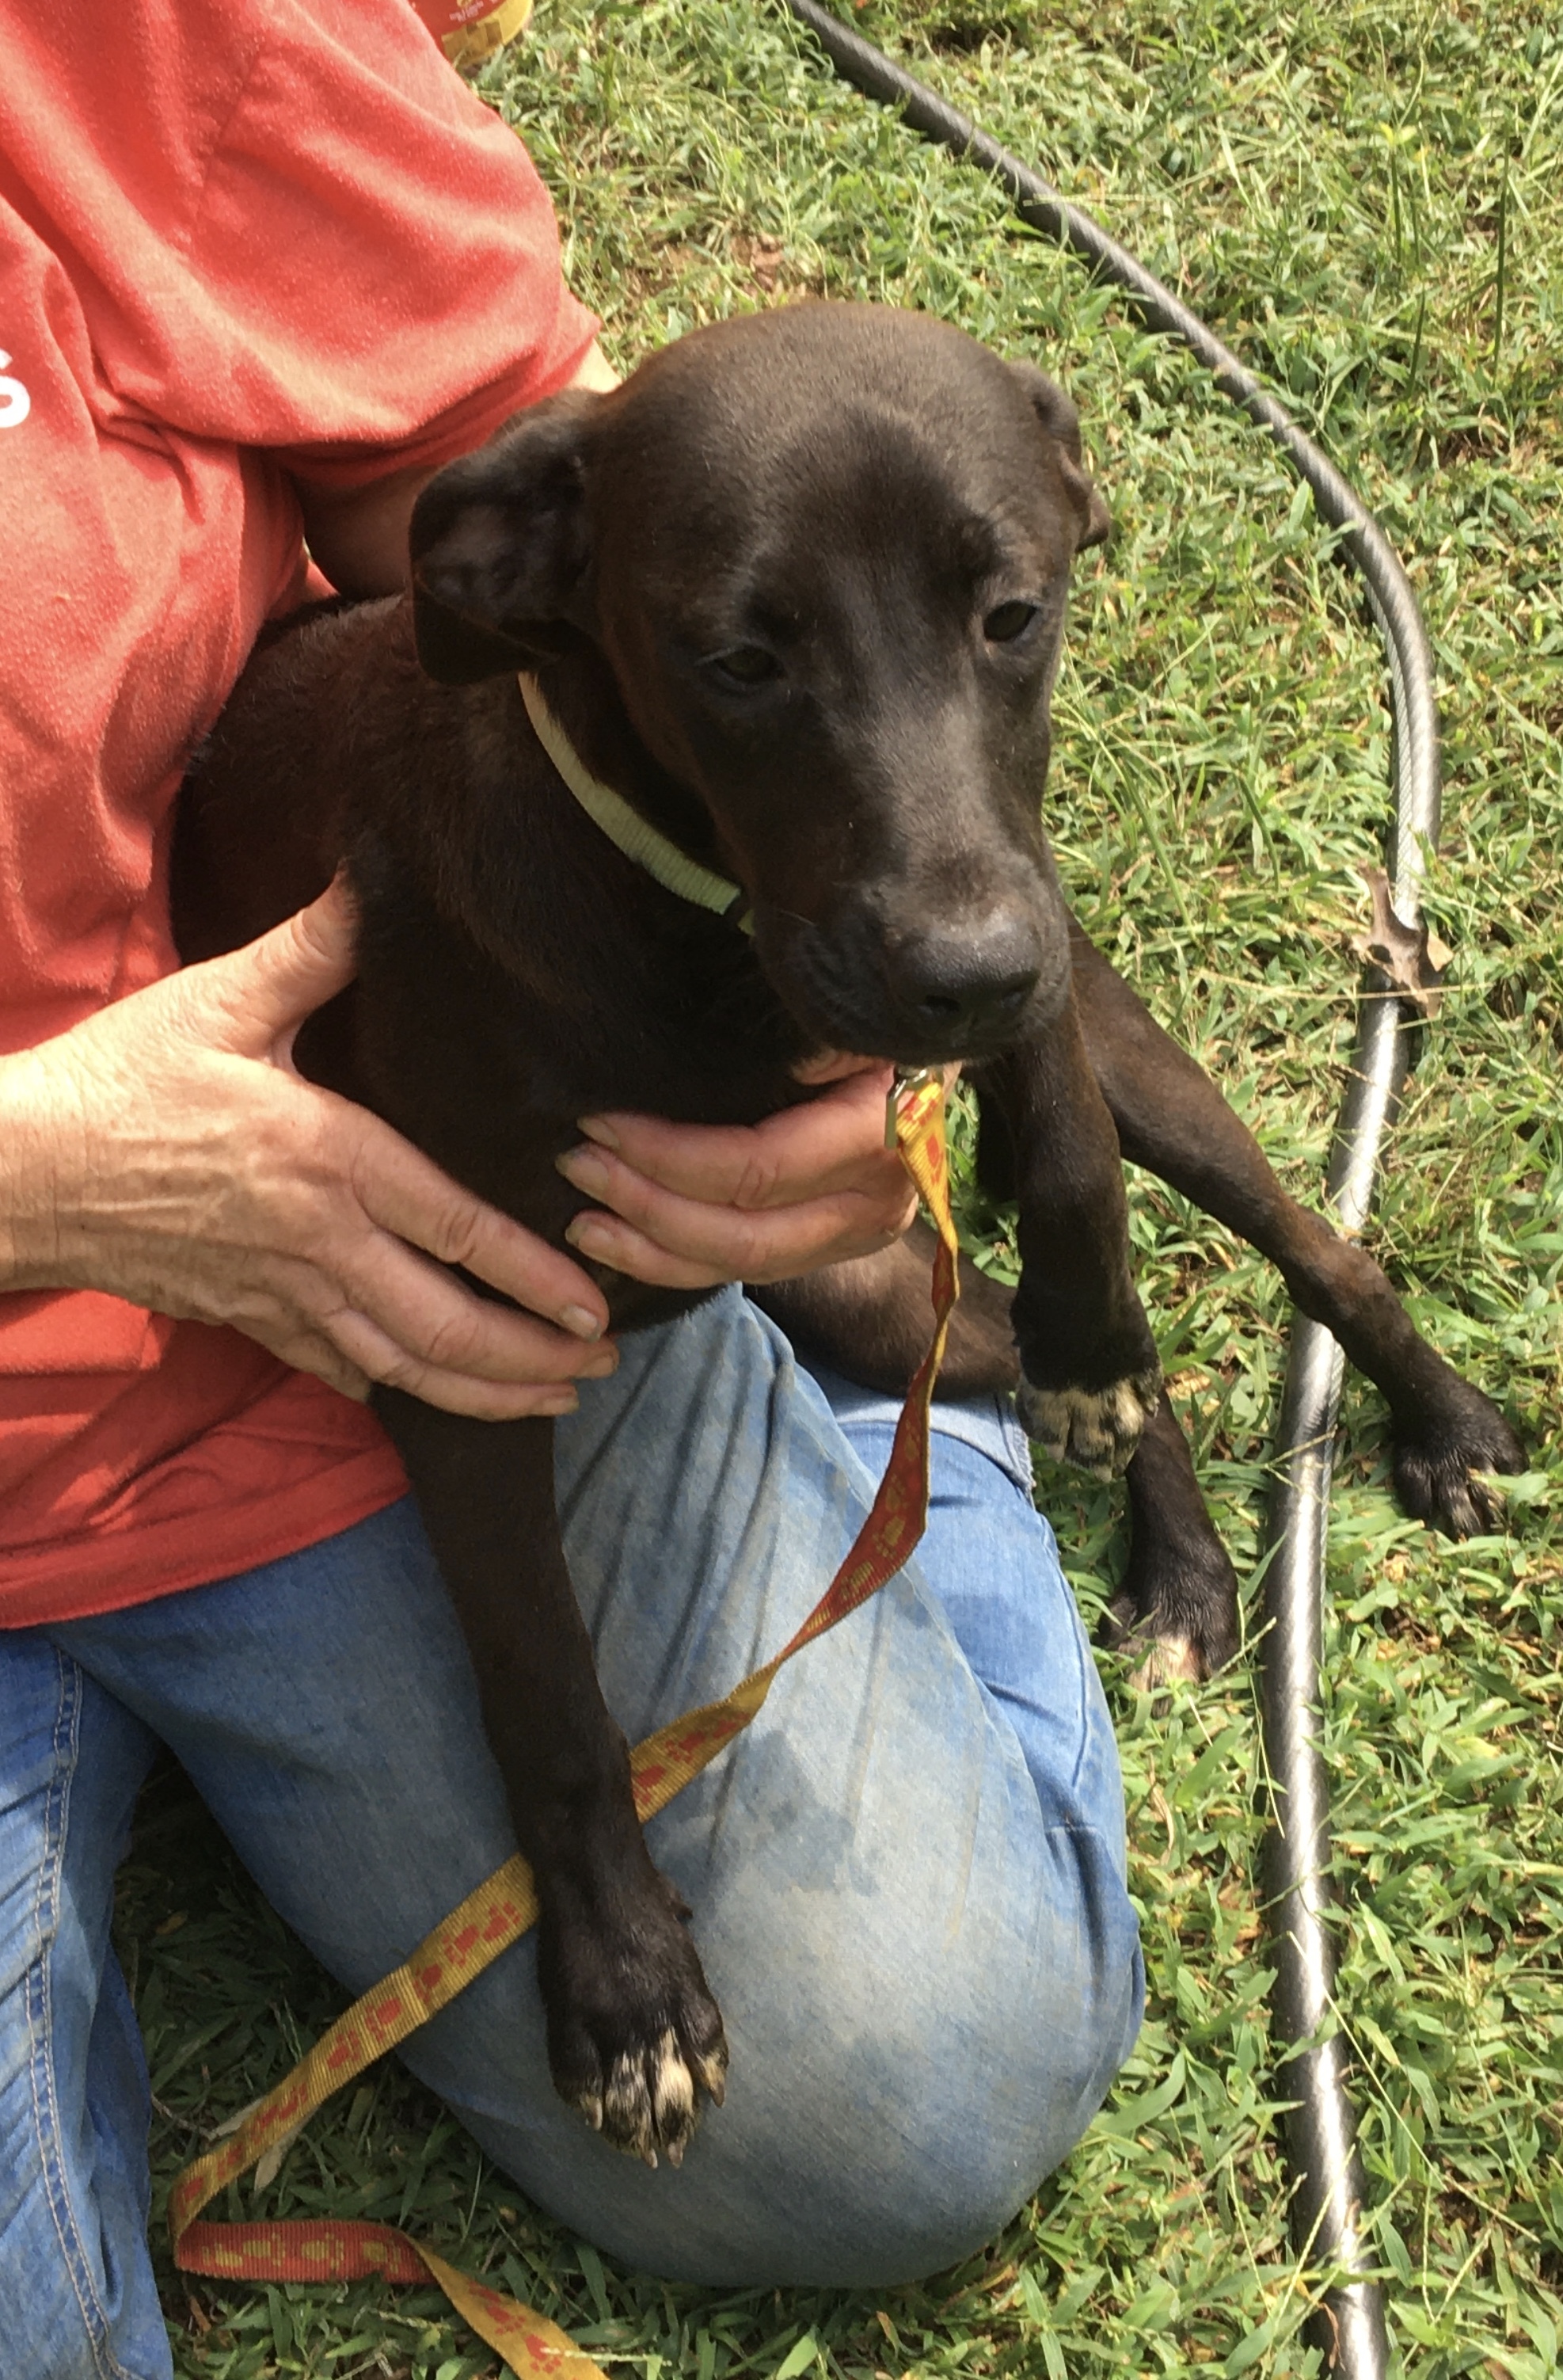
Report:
557,1061,916,1286
789,1049,884,1086
573,1066,903,1210
241,1313,375,1405
323,1302,591,1420
563,1177,917,1288
234,1289,591,1421
316,1213,620,1388
219,1231,617,1407
561,1213,728,1292
336,1106,613,1341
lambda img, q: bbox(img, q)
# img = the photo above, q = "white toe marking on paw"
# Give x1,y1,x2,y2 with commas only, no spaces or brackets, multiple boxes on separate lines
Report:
603,2049,654,2156
651,2028,694,2128
1130,1633,1203,1689
695,2044,728,2108
1107,1378,1150,1437
599,2028,700,2165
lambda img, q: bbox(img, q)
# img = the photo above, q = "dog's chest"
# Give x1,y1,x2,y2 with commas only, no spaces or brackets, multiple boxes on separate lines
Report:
346,853,807,1248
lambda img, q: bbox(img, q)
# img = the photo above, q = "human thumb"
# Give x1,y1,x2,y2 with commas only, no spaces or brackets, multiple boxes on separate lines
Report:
176,874,359,1061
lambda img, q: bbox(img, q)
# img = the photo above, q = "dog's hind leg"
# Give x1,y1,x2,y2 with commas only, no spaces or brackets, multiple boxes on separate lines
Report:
1110,1389,1243,1683
762,1215,1242,1682
372,1392,728,2166
1067,915,1525,1537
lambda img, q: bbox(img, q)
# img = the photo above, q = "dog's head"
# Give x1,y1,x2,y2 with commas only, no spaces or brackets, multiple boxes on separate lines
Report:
409,303,1109,1066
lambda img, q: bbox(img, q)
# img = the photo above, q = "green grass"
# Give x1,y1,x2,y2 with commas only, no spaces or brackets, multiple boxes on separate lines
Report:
129,2,1563,2372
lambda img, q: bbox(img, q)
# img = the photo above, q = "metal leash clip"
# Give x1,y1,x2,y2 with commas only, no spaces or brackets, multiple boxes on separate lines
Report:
885,1064,940,1149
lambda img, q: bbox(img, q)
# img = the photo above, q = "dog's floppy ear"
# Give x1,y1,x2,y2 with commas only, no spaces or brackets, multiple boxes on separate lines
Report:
1006,360,1112,550
409,390,603,684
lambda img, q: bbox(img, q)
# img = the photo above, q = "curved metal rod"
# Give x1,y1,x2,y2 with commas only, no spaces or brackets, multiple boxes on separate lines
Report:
776,3,1432,2367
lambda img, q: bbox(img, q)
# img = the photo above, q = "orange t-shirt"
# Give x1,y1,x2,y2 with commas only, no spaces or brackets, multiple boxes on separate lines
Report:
0,0,597,1623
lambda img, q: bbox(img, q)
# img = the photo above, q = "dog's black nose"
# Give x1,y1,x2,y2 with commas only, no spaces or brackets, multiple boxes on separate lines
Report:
888,918,1043,1038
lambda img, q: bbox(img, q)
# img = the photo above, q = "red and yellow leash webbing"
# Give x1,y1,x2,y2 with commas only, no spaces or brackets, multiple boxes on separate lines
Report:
169,1072,958,2378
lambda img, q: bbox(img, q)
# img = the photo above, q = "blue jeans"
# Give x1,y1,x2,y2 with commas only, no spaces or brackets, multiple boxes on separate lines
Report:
0,1289,1142,2380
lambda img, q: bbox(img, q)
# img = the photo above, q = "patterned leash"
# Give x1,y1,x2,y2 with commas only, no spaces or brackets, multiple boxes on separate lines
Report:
169,1071,959,2377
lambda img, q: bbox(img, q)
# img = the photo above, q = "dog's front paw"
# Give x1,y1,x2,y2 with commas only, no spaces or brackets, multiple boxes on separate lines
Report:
1392,1386,1527,1540
1017,1364,1162,1479
569,2020,728,2169
540,1870,728,2168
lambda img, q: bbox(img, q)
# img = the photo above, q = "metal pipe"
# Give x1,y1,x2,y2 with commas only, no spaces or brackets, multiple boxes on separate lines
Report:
1259,980,1410,2378
774,5,1439,2367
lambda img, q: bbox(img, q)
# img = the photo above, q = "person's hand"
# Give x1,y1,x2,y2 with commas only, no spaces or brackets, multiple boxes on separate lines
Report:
0,880,617,1419
553,1053,920,1291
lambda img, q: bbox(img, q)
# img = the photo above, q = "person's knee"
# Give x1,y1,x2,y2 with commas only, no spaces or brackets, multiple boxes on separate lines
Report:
0,2140,169,2380
709,1910,1143,2287
483,1862,1143,2291
719,1820,1145,2287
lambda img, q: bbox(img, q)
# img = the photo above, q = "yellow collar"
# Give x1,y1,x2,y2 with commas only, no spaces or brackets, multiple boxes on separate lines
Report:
519,673,751,929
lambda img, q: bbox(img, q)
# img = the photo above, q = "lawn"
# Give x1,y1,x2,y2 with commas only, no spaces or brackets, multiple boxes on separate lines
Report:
127,2,1563,2373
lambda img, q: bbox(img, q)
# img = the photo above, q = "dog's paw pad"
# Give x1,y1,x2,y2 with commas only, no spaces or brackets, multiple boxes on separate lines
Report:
1017,1365,1160,1479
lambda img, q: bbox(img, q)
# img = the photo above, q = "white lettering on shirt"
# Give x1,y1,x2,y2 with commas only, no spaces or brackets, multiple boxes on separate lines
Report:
0,351,31,428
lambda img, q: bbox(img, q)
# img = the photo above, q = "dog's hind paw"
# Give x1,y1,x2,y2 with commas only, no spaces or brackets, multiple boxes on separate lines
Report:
1104,1529,1243,1691
1120,1629,1203,1690
1392,1392,1527,1540
1017,1365,1161,1479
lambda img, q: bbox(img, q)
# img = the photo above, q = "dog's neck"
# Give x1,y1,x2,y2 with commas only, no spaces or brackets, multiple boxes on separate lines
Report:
524,646,747,922
519,674,750,928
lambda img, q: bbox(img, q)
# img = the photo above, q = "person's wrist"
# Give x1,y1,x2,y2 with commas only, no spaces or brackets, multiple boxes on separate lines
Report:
0,1041,76,1293
567,339,620,394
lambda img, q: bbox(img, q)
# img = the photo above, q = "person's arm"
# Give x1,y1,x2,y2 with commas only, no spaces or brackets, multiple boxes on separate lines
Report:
292,342,622,598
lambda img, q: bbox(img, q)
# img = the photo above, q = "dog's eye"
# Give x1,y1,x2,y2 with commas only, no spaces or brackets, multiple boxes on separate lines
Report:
709,645,782,687
983,601,1040,644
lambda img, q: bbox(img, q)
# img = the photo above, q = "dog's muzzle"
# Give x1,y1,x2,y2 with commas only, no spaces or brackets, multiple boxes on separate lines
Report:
762,894,1067,1066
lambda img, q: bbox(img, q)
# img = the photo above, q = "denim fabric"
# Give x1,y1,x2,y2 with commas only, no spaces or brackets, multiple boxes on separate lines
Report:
0,1289,1143,2380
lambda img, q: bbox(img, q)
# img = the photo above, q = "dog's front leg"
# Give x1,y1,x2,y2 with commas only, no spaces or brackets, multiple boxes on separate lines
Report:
1065,916,1525,1535
979,991,1162,1477
374,1391,728,2165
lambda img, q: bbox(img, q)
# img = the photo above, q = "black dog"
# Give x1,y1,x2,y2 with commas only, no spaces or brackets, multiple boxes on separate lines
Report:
174,302,1520,2167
